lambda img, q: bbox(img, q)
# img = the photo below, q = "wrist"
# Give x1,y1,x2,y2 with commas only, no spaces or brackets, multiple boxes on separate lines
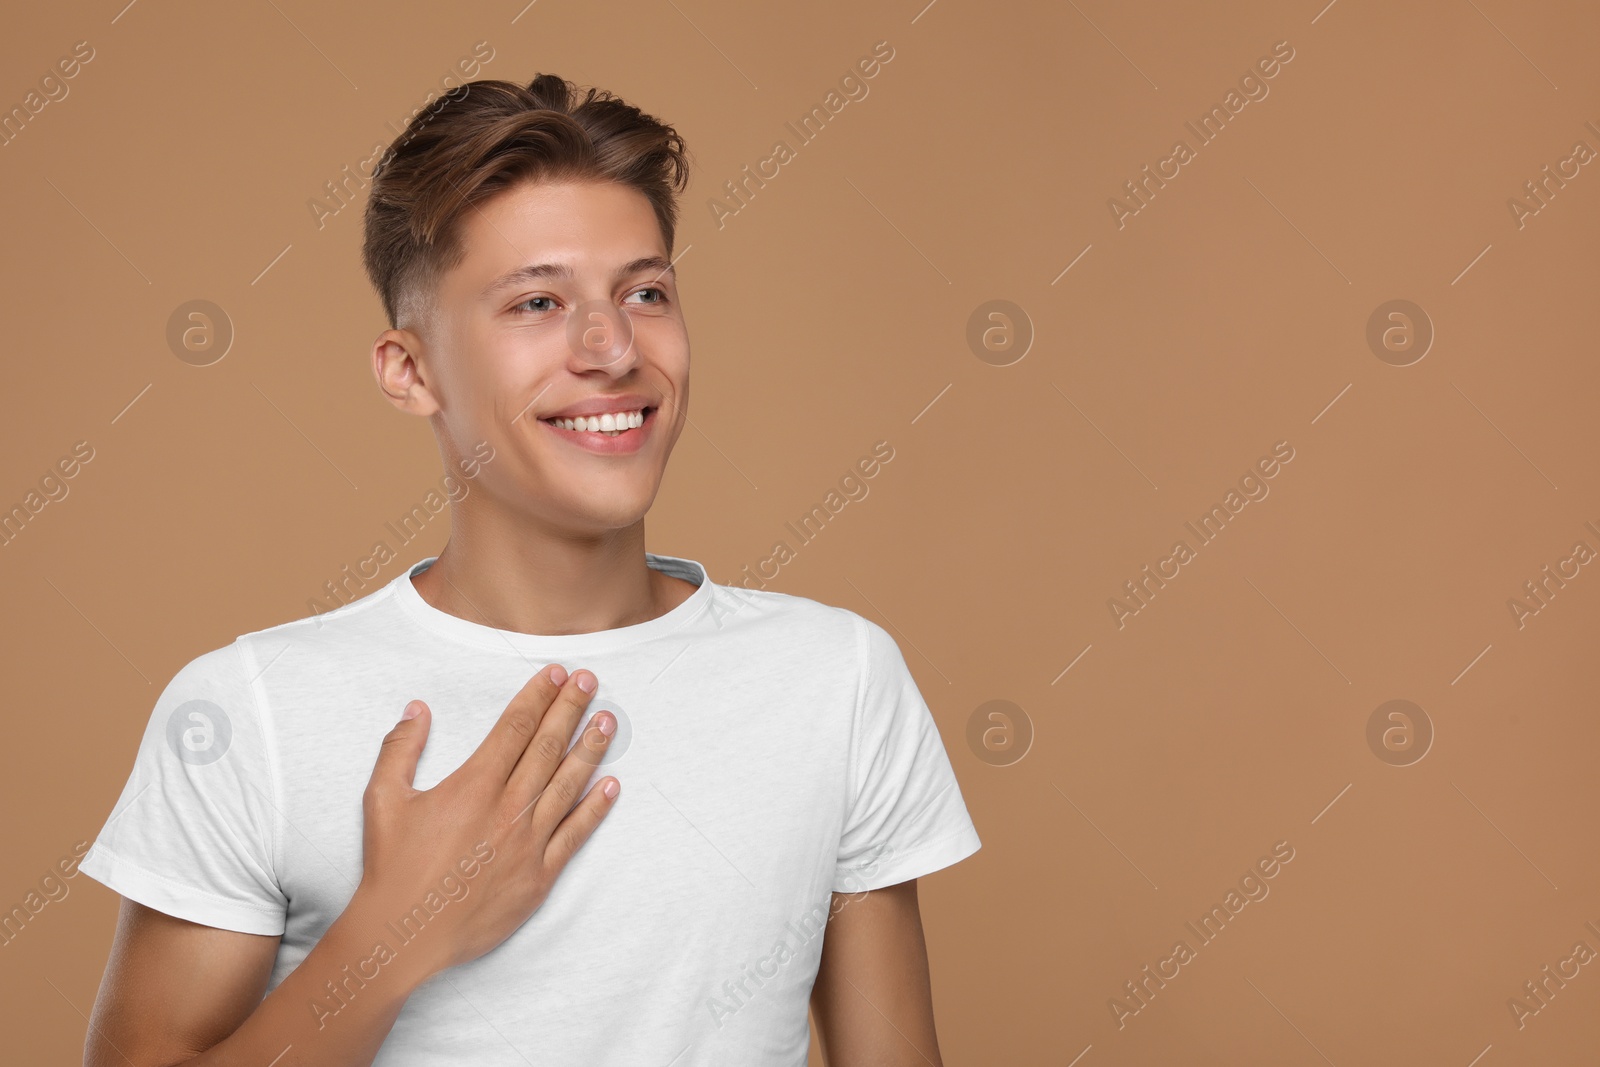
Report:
332,884,448,992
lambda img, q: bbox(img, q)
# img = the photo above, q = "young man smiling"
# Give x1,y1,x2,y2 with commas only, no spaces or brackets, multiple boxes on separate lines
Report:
80,74,981,1066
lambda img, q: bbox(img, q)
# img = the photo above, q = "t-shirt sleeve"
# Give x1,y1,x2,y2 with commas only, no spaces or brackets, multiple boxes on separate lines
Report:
833,615,982,893
78,641,287,935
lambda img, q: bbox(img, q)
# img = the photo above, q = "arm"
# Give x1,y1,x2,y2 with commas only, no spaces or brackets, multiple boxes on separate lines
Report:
85,895,428,1066
87,899,279,1064
809,878,944,1067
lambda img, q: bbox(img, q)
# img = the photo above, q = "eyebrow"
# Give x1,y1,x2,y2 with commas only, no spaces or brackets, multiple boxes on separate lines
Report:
480,255,676,299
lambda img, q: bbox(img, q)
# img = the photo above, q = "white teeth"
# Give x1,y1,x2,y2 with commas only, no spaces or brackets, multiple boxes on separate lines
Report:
549,409,645,434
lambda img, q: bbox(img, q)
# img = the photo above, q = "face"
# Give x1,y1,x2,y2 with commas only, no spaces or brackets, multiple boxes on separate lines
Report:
372,179,689,537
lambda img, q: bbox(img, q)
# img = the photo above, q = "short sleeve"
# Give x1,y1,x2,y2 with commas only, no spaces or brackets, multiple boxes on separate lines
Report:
78,642,287,935
833,616,982,892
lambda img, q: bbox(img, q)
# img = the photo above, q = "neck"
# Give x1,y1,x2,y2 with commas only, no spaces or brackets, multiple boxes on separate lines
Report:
410,501,690,638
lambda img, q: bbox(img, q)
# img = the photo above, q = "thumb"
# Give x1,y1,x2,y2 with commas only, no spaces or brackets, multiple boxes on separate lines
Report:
372,699,431,791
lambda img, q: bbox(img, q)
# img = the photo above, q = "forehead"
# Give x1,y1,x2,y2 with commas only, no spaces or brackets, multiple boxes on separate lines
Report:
455,178,665,276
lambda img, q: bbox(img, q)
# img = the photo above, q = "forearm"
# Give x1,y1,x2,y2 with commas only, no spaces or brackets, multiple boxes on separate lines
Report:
176,893,436,1067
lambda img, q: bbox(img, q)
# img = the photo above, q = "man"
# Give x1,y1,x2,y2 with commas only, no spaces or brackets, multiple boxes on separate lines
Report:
81,73,981,1066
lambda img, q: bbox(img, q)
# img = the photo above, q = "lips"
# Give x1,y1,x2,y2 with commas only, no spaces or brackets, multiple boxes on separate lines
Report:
539,405,655,454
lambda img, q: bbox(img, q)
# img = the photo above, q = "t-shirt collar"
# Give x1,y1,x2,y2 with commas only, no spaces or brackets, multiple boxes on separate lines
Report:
391,552,714,656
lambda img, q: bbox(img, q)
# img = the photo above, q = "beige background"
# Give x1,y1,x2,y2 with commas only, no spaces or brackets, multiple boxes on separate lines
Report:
3,0,1598,1063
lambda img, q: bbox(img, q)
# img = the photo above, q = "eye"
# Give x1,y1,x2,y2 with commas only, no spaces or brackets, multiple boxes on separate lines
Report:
627,286,668,305
512,295,558,314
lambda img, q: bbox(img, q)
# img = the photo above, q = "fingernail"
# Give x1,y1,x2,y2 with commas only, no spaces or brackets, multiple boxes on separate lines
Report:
549,664,568,686
596,712,615,736
603,779,619,798
401,701,422,720
576,671,596,694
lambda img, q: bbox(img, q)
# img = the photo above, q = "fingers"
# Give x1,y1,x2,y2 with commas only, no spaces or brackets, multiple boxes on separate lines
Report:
543,773,620,870
462,665,567,785
370,699,432,793
504,669,600,816
524,710,615,837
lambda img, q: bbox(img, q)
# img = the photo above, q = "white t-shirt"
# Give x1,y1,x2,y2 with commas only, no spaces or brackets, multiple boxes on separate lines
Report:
81,552,981,1066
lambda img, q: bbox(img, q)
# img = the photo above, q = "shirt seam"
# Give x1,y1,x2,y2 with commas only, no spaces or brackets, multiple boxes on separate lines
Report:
230,638,286,894
843,612,871,843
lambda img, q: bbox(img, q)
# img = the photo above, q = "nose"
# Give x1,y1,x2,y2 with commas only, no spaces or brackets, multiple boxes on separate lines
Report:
565,298,641,378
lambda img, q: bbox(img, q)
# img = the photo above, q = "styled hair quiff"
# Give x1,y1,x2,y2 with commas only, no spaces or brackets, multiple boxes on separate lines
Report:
361,73,691,330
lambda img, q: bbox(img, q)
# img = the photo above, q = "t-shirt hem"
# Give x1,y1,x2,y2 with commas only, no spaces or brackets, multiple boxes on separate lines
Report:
833,822,981,893
78,843,286,936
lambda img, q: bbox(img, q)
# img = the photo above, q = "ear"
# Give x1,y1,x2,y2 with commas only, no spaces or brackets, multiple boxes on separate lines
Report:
371,328,441,416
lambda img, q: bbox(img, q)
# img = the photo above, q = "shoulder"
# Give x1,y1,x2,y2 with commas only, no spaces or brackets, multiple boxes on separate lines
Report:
706,580,853,634
228,577,403,669
155,638,262,707
149,587,405,749
702,580,895,669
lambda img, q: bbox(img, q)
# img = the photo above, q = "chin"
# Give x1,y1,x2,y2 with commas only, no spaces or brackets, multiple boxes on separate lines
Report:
548,496,655,531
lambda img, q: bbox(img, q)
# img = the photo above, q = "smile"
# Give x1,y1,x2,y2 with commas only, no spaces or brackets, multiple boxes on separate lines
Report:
541,408,648,436
538,406,656,454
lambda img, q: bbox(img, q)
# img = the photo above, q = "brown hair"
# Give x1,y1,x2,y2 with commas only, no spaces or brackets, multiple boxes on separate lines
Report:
361,73,691,330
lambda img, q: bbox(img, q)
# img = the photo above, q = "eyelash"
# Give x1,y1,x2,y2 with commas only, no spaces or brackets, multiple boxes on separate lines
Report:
513,287,668,315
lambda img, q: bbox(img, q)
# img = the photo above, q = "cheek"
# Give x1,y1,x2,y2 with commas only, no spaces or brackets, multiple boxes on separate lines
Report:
649,321,691,382
450,342,546,427
638,312,687,349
